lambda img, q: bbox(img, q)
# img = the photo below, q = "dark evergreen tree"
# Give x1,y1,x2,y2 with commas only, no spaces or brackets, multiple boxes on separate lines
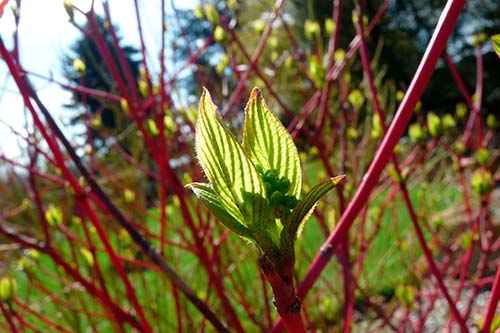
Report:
62,16,141,150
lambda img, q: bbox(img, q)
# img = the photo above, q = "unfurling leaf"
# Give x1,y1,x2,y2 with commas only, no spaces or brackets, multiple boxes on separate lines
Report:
281,175,345,263
242,88,301,199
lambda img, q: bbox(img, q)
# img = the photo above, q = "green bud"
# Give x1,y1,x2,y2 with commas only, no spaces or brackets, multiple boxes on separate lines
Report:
138,79,148,97
204,4,219,25
72,58,86,74
427,112,441,137
309,57,325,88
28,249,40,261
348,89,364,109
475,148,491,166
455,103,467,119
216,53,230,74
270,191,284,206
263,169,279,184
119,228,132,246
409,123,425,143
90,114,102,129
414,101,422,113
253,20,266,34
45,204,62,226
80,248,95,268
64,0,74,21
268,36,278,49
304,20,321,40
270,51,279,63
213,25,226,43
396,90,405,102
124,188,136,203
120,98,130,115
280,195,298,209
325,18,335,35
460,231,473,250
346,127,358,141
454,142,466,154
275,177,291,193
471,32,488,47
320,297,336,321
371,114,383,140
387,166,401,183
333,49,345,62
18,257,33,274
147,119,159,136
431,216,444,230
442,114,456,131
193,5,204,19
471,169,493,196
487,114,499,128
0,277,17,303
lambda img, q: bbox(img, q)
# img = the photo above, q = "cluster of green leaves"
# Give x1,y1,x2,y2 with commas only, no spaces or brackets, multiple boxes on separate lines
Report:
187,88,343,269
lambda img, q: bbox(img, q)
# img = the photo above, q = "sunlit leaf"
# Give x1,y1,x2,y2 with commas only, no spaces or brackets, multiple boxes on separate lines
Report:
492,34,500,58
186,182,253,240
242,88,302,199
195,88,266,227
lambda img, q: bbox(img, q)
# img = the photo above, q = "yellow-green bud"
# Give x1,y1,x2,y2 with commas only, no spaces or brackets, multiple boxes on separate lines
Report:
471,169,493,196
427,112,441,137
487,114,498,128
91,115,102,129
325,18,335,35
396,90,405,102
471,32,488,47
253,20,266,34
475,148,491,166
0,277,17,303
455,103,467,119
80,248,94,268
72,58,86,74
371,113,383,139
147,118,159,136
304,20,321,40
409,123,425,143
333,49,345,62
204,4,219,26
120,98,130,115
213,25,226,43
64,0,74,21
442,114,456,131
193,5,204,19
124,188,136,203
45,204,62,226
348,89,364,109
346,127,358,141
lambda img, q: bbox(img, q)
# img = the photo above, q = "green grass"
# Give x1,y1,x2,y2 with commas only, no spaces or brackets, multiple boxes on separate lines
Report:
7,160,464,331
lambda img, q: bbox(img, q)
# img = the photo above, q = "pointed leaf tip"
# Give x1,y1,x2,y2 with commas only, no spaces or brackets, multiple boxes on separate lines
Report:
280,175,345,265
330,175,346,186
242,88,302,199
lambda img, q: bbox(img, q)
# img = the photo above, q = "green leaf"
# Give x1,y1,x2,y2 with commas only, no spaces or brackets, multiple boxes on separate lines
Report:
492,34,500,58
195,88,266,227
242,88,302,199
280,175,345,264
186,183,253,240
